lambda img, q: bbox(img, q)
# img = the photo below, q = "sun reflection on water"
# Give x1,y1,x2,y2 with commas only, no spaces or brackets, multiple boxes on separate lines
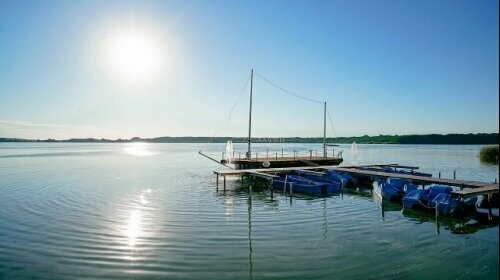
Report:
123,143,154,156
120,189,155,256
125,209,142,247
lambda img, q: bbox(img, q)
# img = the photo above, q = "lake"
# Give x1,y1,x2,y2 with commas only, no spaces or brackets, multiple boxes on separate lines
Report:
0,143,498,279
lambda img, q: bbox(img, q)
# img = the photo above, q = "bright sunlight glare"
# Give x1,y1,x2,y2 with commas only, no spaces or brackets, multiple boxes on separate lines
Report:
104,28,164,86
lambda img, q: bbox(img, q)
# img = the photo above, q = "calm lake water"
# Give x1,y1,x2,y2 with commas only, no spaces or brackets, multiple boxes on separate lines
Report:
0,143,498,279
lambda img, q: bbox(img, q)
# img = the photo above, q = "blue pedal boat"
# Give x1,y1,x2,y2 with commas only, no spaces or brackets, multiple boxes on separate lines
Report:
403,185,453,211
374,177,414,201
324,170,357,187
272,175,323,196
295,173,342,194
475,193,499,218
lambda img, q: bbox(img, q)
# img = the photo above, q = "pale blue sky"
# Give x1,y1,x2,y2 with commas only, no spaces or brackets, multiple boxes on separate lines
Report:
0,0,498,139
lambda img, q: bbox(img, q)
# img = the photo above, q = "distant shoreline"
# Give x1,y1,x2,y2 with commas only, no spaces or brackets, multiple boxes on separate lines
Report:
0,133,498,145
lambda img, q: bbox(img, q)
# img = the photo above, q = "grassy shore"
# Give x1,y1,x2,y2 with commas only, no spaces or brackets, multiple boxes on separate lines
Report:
480,145,499,164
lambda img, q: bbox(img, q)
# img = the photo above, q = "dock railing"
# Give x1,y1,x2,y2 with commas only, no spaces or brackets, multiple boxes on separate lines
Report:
221,147,343,161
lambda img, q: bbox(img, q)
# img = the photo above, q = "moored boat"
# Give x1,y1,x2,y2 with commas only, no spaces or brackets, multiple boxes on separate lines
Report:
294,172,342,193
374,177,416,201
272,175,324,196
475,193,499,218
324,170,357,187
403,185,453,211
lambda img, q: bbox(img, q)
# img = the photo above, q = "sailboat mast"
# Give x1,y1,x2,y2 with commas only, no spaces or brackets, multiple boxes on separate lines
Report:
247,69,253,159
323,102,326,157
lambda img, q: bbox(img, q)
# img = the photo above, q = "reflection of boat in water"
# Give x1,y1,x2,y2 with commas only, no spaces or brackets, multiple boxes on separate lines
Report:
402,208,498,234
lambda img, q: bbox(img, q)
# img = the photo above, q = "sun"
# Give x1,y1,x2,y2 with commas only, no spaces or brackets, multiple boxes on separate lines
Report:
104,28,164,86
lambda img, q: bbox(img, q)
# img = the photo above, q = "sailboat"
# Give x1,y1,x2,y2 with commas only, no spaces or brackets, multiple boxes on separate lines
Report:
200,69,343,170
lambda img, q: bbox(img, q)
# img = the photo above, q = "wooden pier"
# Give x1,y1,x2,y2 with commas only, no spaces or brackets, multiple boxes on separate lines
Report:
213,163,499,197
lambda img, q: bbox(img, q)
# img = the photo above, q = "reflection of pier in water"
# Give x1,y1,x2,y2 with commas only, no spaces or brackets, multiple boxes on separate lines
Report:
216,177,498,244
372,190,498,234
216,179,334,277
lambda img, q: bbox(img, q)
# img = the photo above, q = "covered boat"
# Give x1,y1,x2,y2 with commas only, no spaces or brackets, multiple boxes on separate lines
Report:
294,172,342,193
324,170,357,187
475,193,499,218
403,185,453,211
374,177,416,201
272,175,324,196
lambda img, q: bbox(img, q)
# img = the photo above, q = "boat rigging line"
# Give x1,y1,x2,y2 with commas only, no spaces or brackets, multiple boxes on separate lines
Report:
203,72,251,147
253,71,324,104
200,69,340,166
327,107,337,137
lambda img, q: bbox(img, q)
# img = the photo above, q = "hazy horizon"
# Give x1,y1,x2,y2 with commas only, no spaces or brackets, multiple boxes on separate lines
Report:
1,0,498,139
1,132,498,142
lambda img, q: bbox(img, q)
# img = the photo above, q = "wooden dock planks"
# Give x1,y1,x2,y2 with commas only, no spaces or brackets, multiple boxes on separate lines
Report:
330,167,496,189
213,163,400,176
452,186,499,196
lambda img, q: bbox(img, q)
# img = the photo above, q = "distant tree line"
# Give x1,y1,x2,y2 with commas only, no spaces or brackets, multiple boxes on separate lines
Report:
0,133,498,144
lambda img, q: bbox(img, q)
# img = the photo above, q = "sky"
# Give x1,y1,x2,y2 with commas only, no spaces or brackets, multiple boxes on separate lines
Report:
0,0,498,139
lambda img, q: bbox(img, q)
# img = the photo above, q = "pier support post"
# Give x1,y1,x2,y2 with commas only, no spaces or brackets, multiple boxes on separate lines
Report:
435,202,439,219
281,149,284,158
453,170,456,180
266,148,269,159
270,181,274,201
438,172,441,178
216,174,219,187
310,150,312,160
275,153,278,162
488,193,492,221
223,175,226,191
